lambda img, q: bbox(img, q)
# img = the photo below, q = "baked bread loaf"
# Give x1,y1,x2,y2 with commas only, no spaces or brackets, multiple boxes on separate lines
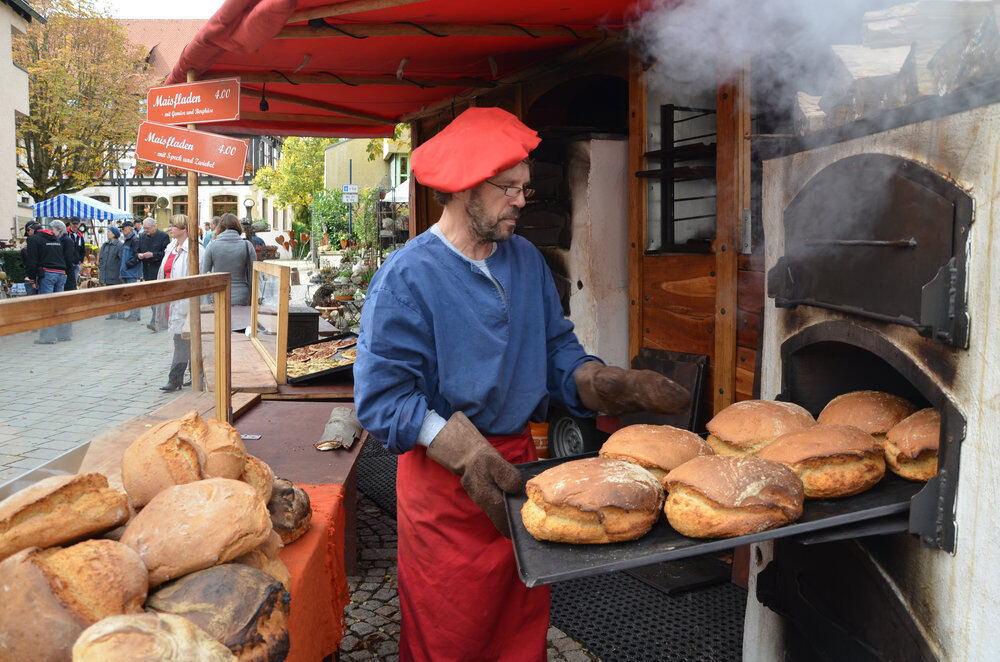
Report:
146,564,290,662
233,531,291,590
663,455,804,538
195,417,248,480
0,473,129,561
705,400,815,456
756,424,885,498
119,478,272,587
885,408,940,481
599,424,713,486
240,455,275,504
817,390,917,447
121,413,207,509
521,457,664,544
0,542,146,661
71,612,236,661
268,478,311,545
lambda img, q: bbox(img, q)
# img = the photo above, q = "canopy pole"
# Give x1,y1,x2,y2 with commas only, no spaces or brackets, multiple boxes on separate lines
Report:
186,69,205,392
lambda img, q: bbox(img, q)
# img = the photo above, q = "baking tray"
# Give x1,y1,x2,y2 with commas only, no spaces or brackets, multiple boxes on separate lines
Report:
505,453,922,587
285,332,358,384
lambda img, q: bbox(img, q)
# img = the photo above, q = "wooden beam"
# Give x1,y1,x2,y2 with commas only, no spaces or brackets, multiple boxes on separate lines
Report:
238,111,390,127
287,0,429,23
241,86,394,124
276,23,616,40
627,52,646,365
187,69,205,393
207,71,495,88
713,67,750,415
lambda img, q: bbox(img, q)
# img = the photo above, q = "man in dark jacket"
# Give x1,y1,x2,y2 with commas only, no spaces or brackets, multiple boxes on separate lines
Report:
25,220,73,343
99,226,124,319
20,220,40,294
135,218,169,330
55,222,78,341
119,222,142,321
66,219,85,281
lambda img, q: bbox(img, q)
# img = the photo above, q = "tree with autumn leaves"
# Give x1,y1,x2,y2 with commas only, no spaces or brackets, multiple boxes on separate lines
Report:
16,0,151,201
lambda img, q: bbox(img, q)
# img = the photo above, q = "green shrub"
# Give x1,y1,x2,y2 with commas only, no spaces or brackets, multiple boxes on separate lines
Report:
0,250,25,283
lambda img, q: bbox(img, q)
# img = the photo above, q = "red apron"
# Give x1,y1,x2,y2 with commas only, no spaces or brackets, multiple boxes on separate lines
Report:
396,427,550,662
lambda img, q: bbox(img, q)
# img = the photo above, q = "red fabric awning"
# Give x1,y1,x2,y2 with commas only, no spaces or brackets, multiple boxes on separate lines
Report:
166,0,646,137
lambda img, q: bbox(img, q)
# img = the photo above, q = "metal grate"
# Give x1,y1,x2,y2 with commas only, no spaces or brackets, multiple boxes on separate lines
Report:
551,572,747,662
357,437,398,515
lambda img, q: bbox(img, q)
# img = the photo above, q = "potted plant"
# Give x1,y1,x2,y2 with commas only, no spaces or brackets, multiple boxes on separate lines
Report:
337,232,352,249
333,287,354,301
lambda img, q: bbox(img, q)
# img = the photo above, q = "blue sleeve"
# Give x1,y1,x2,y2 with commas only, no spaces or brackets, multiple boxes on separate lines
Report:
541,264,601,417
353,284,435,454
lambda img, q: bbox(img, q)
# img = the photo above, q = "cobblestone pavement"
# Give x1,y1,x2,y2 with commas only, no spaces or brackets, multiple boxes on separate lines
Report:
339,496,601,661
0,312,191,484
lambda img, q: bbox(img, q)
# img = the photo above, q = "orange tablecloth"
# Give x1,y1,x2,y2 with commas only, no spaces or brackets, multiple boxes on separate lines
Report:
279,483,350,662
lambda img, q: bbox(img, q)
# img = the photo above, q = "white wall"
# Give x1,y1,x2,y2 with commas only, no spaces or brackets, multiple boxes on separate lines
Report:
2,7,29,240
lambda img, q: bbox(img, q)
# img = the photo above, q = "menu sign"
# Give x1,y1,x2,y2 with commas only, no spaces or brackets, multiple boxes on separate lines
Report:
146,78,240,125
135,121,248,181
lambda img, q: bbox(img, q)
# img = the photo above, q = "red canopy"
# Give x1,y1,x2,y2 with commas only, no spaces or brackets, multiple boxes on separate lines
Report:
167,0,645,137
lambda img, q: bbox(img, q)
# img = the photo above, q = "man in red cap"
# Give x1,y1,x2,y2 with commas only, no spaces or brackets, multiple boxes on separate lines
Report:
354,107,689,661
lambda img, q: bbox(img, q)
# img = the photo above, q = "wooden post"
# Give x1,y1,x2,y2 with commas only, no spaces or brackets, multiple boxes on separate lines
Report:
186,69,204,392
627,53,647,364
214,280,232,422
713,67,750,414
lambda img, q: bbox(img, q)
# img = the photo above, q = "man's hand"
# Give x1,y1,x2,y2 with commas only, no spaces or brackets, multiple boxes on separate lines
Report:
574,361,691,416
426,411,523,537
139,252,153,259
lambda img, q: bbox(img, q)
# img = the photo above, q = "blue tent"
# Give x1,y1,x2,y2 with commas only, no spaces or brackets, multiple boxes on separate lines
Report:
33,193,133,221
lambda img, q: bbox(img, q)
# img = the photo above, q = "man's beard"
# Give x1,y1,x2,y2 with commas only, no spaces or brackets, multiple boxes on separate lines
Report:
465,190,518,243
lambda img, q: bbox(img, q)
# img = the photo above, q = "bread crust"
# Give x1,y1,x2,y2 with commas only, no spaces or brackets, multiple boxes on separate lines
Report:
756,424,885,498
664,486,799,538
599,424,713,486
267,478,312,545
71,612,237,661
240,455,275,505
196,417,248,480
817,391,917,443
121,414,207,508
233,531,290,590
705,400,815,455
0,473,129,561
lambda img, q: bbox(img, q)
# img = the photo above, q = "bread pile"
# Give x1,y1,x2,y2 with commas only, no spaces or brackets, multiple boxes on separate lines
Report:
705,400,815,456
0,410,312,662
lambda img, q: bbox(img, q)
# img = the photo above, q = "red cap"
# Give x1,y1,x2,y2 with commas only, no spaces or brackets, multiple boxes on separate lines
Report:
411,107,540,193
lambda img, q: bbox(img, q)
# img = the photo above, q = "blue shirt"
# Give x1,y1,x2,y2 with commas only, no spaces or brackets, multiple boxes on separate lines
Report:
353,228,598,454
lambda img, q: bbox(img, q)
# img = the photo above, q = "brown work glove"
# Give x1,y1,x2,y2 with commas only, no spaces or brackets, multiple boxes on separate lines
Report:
574,361,691,416
426,411,524,538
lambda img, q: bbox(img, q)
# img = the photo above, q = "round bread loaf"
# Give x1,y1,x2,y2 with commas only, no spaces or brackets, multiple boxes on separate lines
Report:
756,424,885,498
240,455,275,504
71,612,236,661
521,457,664,544
267,478,312,545
119,478,272,587
705,400,816,456
195,417,248,480
36,540,148,622
885,408,940,481
0,473,130,561
233,531,290,590
146,564,290,662
599,424,714,486
663,455,804,538
121,413,207,509
817,390,917,446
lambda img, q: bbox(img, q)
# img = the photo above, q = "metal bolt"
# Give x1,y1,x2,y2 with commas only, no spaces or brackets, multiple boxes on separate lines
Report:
719,388,724,394
630,299,636,305
645,328,650,333
720,308,726,315
710,271,716,277
708,326,713,333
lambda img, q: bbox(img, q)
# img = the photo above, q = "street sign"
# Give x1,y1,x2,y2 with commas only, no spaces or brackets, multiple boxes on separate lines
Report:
146,78,240,125
135,121,249,182
342,193,359,204
342,185,359,194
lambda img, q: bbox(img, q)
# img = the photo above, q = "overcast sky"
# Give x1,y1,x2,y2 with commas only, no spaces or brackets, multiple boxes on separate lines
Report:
99,0,225,19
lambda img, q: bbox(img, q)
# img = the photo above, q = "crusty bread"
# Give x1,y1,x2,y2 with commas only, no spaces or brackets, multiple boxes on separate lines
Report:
37,540,148,622
756,425,885,498
146,564,290,662
195,417,248,480
71,612,236,661
885,408,940,481
267,478,311,545
663,455,804,538
521,457,663,544
240,455,275,505
233,531,290,590
121,413,207,508
817,390,917,447
0,473,130,561
705,400,816,456
599,424,714,486
119,478,272,587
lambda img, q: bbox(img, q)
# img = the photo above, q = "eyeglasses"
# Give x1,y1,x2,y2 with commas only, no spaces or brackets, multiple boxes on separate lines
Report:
484,180,535,200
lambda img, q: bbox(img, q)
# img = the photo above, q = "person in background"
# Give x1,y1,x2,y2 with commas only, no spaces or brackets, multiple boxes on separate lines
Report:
201,214,255,306
135,218,170,331
20,220,40,295
203,216,220,247
54,220,79,342
98,226,124,319
25,221,69,343
132,219,143,234
66,219,85,283
119,221,142,321
242,220,265,248
158,215,191,392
